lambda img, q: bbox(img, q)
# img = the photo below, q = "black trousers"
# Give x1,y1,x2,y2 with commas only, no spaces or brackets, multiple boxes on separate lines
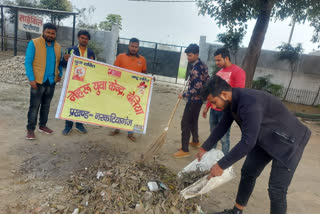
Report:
27,83,55,130
181,102,202,152
236,145,302,214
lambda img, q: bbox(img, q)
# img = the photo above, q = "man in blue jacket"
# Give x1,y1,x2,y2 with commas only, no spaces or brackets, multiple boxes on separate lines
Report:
61,30,96,135
197,76,311,214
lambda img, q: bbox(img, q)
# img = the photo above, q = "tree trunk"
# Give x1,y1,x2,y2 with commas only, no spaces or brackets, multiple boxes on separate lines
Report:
241,0,276,88
283,63,295,101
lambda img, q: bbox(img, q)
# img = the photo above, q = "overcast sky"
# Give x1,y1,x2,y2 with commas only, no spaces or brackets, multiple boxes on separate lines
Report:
68,0,318,53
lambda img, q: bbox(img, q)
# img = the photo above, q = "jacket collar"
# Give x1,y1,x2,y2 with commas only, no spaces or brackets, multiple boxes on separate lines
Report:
231,88,240,113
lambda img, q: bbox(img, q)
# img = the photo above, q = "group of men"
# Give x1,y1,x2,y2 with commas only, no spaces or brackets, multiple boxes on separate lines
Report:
24,23,311,214
25,23,146,142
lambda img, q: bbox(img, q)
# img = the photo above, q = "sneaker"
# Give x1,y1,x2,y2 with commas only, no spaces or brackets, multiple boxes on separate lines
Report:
214,207,243,214
76,124,87,134
39,126,54,134
173,150,190,158
189,141,201,147
26,130,35,140
62,126,72,135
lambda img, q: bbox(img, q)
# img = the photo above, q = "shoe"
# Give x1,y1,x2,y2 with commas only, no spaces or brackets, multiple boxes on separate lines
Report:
26,130,35,140
173,150,190,158
127,133,136,142
39,126,54,134
109,129,120,136
189,141,201,147
214,207,243,214
62,126,72,135
76,124,87,134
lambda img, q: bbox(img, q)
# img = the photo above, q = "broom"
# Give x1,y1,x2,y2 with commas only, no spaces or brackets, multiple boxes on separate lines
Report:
140,78,190,162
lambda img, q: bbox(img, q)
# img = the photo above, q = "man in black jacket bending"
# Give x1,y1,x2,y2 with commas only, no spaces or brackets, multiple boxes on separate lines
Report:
197,76,311,214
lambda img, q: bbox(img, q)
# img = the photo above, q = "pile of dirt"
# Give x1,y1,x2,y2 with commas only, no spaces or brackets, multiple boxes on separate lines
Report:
0,56,29,85
18,157,203,214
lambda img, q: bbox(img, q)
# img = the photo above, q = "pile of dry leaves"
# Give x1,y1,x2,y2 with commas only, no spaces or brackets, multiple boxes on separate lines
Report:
30,157,205,214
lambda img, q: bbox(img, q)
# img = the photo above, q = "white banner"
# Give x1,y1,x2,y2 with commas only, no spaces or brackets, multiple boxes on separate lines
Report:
18,12,43,34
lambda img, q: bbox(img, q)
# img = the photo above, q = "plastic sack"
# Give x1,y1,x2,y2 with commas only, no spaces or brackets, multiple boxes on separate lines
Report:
179,148,236,199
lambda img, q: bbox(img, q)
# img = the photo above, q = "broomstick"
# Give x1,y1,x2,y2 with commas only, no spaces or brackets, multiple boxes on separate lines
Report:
139,78,190,162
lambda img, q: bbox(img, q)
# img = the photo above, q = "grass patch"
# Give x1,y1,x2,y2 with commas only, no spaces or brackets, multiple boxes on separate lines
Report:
178,67,187,79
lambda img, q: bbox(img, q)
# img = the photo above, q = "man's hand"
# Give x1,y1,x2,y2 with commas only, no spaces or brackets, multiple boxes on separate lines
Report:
196,147,207,162
178,94,183,99
56,76,62,83
202,107,209,119
64,54,70,61
207,163,224,180
29,81,38,90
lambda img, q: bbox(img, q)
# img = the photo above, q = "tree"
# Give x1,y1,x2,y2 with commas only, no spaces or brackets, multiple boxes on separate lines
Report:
99,14,122,31
5,0,40,40
5,0,39,23
40,0,72,26
217,27,245,64
76,6,98,29
277,43,303,100
197,0,320,87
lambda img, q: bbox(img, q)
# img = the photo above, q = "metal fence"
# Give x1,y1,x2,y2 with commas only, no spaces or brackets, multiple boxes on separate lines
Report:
117,38,186,83
265,87,320,106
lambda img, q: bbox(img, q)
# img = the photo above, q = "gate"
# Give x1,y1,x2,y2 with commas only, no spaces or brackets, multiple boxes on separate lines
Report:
117,38,185,82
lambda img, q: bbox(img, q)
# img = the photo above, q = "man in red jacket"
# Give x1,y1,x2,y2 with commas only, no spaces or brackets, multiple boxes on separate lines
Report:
202,48,246,155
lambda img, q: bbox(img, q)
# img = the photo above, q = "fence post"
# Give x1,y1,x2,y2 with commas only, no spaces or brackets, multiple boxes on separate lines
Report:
1,6,4,51
312,85,320,106
176,46,182,84
152,43,158,76
72,14,76,46
13,8,18,56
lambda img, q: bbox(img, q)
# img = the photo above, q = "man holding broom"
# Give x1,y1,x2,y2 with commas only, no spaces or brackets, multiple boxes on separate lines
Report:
197,76,311,214
173,43,209,158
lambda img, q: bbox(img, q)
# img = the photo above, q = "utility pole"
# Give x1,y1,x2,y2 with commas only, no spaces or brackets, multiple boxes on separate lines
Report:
288,17,296,45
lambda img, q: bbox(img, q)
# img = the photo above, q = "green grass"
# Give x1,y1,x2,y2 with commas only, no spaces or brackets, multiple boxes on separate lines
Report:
178,67,187,79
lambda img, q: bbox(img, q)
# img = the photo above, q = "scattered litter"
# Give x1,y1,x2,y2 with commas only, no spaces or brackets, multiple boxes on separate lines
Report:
96,171,104,179
148,181,159,191
72,208,79,214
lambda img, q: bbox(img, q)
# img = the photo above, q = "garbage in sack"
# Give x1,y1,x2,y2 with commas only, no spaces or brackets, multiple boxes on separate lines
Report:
179,148,236,199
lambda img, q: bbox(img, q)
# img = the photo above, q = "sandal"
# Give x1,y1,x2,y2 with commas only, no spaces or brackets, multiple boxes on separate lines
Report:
109,129,120,136
127,133,136,142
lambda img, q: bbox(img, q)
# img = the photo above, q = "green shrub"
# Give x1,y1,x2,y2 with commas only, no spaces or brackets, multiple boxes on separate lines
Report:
252,75,283,97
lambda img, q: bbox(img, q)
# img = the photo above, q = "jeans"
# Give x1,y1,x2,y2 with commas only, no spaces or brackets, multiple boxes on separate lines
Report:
181,102,203,152
209,109,230,155
236,145,300,214
26,83,55,130
65,120,84,129
115,129,133,135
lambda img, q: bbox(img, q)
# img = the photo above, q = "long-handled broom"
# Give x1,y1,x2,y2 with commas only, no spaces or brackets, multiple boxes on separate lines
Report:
140,78,190,162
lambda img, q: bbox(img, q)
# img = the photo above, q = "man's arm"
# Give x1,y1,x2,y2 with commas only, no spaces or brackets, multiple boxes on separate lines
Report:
60,48,71,68
217,105,263,169
25,41,38,89
183,67,202,98
202,111,234,151
25,41,35,81
203,101,212,118
114,55,121,66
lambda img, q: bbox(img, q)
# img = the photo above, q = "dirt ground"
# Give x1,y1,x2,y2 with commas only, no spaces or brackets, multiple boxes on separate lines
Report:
0,74,320,213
